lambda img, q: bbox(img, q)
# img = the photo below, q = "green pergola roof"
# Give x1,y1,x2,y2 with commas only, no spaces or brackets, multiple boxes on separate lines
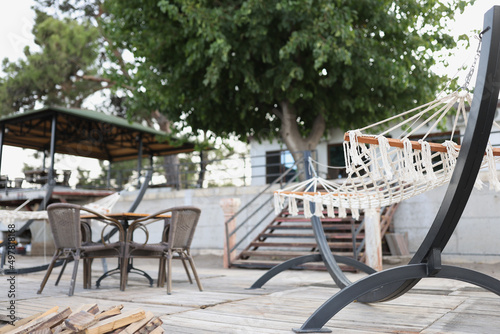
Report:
0,106,194,162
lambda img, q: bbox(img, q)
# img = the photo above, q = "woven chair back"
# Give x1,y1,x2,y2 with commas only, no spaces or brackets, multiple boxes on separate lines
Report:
170,207,201,249
47,203,82,249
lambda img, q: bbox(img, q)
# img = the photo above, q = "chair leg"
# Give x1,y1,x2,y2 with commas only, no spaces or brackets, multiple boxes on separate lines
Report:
120,257,127,292
83,258,93,289
69,251,80,296
186,250,203,292
180,255,193,284
162,258,168,287
88,258,94,289
157,258,166,288
37,251,61,294
55,259,68,286
83,259,87,289
167,250,173,295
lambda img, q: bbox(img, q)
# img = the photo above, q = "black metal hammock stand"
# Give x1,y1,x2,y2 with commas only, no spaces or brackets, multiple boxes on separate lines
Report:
249,6,500,333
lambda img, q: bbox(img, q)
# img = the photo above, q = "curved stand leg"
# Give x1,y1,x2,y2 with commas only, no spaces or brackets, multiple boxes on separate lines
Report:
249,254,376,289
334,255,377,275
293,264,500,333
249,254,322,289
310,215,354,289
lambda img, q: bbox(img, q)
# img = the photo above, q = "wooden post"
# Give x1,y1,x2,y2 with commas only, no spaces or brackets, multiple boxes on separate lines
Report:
220,198,241,268
364,208,382,271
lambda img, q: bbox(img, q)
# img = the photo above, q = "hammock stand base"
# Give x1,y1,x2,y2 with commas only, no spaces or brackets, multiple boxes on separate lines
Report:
249,252,377,290
249,148,381,291
289,7,500,333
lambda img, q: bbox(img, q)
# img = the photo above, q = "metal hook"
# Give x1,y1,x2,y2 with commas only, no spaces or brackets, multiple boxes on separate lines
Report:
479,26,491,39
463,27,490,90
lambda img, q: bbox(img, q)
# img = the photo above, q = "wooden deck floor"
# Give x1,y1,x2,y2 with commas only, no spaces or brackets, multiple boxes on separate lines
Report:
1,255,500,333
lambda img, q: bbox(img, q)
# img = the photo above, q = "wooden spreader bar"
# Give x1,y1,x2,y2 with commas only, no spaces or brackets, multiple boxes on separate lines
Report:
344,133,500,156
277,191,345,196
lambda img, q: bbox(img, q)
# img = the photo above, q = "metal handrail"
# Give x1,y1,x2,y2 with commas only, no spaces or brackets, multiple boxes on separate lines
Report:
225,161,302,237
223,151,311,267
229,169,305,254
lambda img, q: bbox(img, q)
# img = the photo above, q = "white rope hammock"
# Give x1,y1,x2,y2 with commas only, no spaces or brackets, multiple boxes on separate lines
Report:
274,90,500,220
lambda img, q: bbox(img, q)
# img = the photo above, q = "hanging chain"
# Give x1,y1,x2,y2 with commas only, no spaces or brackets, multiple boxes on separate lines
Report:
463,27,491,89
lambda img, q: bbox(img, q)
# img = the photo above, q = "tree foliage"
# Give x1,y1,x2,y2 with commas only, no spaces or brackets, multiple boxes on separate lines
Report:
0,0,242,188
0,11,103,113
102,0,473,159
0,0,475,184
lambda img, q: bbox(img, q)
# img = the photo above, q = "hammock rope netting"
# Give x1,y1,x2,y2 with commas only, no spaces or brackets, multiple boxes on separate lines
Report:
274,89,500,220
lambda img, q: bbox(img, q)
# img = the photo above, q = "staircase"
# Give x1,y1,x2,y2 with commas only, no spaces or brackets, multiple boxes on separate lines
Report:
231,204,398,271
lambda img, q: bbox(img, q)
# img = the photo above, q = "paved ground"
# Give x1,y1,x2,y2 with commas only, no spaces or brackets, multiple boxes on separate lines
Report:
1,254,500,333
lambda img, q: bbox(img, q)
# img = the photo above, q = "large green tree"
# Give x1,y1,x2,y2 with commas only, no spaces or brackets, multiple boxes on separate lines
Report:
102,0,472,164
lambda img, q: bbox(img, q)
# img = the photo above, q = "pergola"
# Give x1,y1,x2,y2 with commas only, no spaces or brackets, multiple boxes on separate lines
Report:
0,106,195,269
0,106,194,188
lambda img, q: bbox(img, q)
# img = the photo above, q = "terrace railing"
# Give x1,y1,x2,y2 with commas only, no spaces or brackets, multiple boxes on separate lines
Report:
222,151,313,268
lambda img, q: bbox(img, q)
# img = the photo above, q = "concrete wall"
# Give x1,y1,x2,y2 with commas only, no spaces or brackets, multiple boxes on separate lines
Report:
113,185,279,256
393,174,500,263
114,177,500,264
25,179,500,263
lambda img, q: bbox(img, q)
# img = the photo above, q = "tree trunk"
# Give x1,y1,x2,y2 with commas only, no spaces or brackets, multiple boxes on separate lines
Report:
163,155,180,189
196,150,206,188
278,100,325,180
152,111,181,189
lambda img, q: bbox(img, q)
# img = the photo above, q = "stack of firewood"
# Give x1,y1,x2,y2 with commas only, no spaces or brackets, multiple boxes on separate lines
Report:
0,304,164,333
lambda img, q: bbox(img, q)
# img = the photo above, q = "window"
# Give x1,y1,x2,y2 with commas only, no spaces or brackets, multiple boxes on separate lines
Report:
327,144,348,179
265,150,296,184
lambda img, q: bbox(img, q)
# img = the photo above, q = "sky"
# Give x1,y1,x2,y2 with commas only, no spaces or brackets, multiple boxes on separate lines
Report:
0,0,499,179
437,0,500,84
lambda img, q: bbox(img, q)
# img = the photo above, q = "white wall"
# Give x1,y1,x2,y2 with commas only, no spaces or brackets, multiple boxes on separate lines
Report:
249,130,345,186
112,177,500,264
393,171,500,263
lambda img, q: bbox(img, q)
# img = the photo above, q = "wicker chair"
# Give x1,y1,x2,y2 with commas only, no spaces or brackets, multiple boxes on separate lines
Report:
124,206,203,294
37,203,126,296
53,220,92,287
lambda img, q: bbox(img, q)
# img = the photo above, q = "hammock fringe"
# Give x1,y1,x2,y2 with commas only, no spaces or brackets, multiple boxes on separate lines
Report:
273,91,500,219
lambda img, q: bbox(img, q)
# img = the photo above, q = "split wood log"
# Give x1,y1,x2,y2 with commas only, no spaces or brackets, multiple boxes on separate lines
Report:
65,311,98,332
75,304,100,315
95,305,124,321
0,305,160,334
53,304,100,334
30,328,51,334
138,316,163,334
84,308,145,334
0,306,59,334
119,311,154,334
148,327,164,334
0,314,19,323
9,307,72,334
